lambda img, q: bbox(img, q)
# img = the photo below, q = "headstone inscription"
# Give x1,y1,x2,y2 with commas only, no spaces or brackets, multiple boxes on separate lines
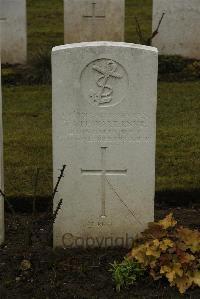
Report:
0,0,27,64
0,21,4,245
64,0,125,43
52,42,158,248
152,0,200,59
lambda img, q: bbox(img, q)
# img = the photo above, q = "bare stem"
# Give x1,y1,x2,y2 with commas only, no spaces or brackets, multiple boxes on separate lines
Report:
52,199,63,224
52,165,66,200
135,16,144,44
32,167,40,215
0,189,16,216
147,12,165,45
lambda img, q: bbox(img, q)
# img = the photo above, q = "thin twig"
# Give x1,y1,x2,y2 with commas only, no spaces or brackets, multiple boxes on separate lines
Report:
46,164,66,244
52,165,66,200
32,167,40,215
23,168,40,250
147,12,165,45
52,199,63,224
135,16,144,44
24,218,32,249
47,198,63,245
0,189,16,216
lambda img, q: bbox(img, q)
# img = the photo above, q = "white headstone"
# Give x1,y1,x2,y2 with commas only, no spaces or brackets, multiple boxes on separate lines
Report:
152,0,200,59
0,21,4,245
52,42,158,248
0,0,27,64
64,0,125,43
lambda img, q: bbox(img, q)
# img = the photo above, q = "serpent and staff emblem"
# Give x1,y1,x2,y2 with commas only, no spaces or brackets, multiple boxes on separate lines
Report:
81,58,128,107
90,60,123,105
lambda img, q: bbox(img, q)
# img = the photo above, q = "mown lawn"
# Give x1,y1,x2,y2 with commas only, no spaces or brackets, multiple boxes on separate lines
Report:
3,81,200,198
2,0,200,198
3,85,52,198
26,0,152,57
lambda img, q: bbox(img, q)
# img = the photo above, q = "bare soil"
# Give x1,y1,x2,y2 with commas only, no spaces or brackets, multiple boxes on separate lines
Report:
0,202,200,299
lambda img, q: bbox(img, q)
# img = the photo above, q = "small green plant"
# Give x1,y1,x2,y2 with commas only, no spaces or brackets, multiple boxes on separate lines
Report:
2,48,52,85
11,48,52,85
158,55,200,81
24,48,52,84
110,257,145,292
184,61,200,78
158,55,188,74
110,215,200,294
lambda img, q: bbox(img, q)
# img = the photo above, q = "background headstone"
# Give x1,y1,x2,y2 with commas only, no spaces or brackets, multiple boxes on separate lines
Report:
0,21,4,245
52,42,158,248
64,0,125,43
0,0,27,64
152,0,200,59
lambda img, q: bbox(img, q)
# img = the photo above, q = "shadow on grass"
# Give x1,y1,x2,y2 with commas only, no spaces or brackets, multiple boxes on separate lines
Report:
4,189,200,213
155,189,200,208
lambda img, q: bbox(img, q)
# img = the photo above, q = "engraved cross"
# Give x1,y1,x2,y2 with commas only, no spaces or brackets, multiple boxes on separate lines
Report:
0,16,6,31
83,2,105,20
81,147,127,218
0,17,6,55
0,15,7,23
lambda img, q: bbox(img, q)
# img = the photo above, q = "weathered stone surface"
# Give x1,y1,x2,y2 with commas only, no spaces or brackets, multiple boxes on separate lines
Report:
0,0,27,64
152,0,200,59
64,0,124,43
52,42,158,248
0,23,4,245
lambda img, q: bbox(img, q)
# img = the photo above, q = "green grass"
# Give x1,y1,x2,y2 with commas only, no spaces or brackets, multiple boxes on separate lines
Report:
27,0,153,58
27,0,64,57
156,82,200,191
3,81,200,197
2,0,200,198
125,0,152,43
3,85,52,197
